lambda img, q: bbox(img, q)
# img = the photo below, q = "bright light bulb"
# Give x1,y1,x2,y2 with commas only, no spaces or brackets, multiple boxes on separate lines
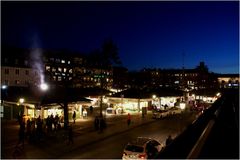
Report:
40,83,48,91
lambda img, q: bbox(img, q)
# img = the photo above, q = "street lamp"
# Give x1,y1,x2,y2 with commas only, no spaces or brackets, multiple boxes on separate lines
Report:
152,95,156,99
1,85,7,89
40,83,48,91
19,98,25,104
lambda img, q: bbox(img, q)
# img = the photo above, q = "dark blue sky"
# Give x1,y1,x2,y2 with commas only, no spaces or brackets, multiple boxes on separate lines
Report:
2,1,239,74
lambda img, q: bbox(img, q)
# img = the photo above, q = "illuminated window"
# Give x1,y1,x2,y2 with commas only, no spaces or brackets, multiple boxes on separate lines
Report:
58,76,62,81
15,80,20,84
46,66,51,71
61,60,65,63
174,81,179,84
69,77,72,80
68,61,71,64
69,69,73,73
63,68,67,73
58,67,62,72
52,67,56,72
53,76,56,81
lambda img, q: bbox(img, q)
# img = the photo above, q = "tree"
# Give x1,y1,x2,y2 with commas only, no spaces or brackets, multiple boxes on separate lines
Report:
89,38,122,117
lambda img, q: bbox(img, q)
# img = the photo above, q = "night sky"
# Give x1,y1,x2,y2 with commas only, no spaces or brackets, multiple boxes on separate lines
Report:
2,1,239,74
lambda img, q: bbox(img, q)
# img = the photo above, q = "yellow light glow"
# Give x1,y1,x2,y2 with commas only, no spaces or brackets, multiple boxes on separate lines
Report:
180,103,186,110
19,98,24,104
152,95,156,99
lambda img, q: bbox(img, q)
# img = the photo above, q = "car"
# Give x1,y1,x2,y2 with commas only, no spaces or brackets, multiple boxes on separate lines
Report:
106,107,116,115
152,109,169,119
122,137,163,160
168,107,182,115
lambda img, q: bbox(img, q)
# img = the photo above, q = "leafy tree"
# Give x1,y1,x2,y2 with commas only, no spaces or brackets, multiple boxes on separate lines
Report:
88,38,122,117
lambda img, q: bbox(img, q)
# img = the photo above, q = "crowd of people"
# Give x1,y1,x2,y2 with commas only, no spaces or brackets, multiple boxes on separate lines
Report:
17,113,64,146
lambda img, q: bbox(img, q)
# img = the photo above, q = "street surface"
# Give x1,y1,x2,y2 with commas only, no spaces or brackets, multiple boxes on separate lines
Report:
60,111,196,158
1,109,197,159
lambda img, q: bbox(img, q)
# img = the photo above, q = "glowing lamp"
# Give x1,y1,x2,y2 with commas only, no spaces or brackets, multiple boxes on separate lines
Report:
1,85,7,89
19,98,25,104
180,102,186,110
40,83,48,91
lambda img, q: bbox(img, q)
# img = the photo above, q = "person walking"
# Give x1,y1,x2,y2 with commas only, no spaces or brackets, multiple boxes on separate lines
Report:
127,113,131,126
72,111,76,124
165,135,173,146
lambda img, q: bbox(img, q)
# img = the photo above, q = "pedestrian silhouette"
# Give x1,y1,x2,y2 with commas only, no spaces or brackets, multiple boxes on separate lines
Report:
94,116,99,131
72,111,76,124
127,113,131,126
90,106,93,114
166,135,173,146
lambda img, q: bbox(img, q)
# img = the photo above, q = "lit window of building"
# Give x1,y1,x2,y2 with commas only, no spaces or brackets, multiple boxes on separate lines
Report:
63,68,67,73
15,80,20,84
68,61,71,64
58,67,62,72
46,66,51,71
61,60,65,63
58,76,62,81
53,76,56,81
69,69,73,73
52,67,56,72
